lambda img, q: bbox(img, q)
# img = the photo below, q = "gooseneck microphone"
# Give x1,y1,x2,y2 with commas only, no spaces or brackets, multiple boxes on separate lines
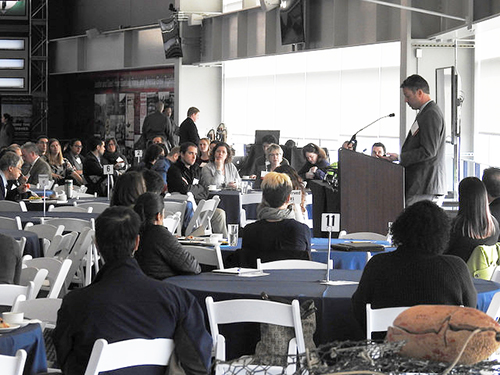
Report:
348,113,395,145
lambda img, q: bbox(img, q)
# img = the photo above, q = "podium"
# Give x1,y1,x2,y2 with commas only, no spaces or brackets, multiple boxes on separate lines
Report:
310,149,404,237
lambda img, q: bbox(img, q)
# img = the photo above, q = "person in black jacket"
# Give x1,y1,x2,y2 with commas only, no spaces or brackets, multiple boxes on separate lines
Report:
179,107,201,146
483,167,500,225
352,200,477,334
134,192,201,279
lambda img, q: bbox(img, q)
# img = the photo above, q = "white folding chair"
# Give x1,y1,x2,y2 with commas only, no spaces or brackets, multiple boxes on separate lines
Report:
64,227,95,288
205,296,305,375
0,349,27,375
257,258,329,270
15,237,26,256
24,258,72,298
0,200,27,212
183,244,224,270
49,232,79,259
84,338,174,375
11,295,62,330
19,267,49,298
487,291,500,321
0,216,22,230
163,212,181,234
366,303,410,339
76,202,109,214
48,205,93,213
163,200,187,236
185,196,220,236
25,223,65,256
0,282,35,307
491,267,500,283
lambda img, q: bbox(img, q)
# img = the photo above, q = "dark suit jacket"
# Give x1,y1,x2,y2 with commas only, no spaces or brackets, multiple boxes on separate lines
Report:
83,152,106,196
167,160,208,202
400,100,446,197
179,117,200,146
27,157,53,185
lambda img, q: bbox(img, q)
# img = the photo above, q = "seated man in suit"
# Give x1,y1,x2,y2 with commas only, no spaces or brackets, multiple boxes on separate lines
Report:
83,136,108,196
20,142,53,186
53,206,212,375
0,151,29,201
167,142,227,237
233,172,311,268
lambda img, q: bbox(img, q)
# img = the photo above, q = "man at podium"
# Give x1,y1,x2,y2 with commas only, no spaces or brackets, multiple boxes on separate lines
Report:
384,74,446,207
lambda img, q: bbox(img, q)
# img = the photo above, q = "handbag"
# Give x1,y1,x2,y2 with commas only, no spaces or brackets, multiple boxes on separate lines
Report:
254,292,317,366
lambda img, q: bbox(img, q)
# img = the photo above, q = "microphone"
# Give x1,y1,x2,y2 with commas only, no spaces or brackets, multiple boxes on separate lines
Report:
348,113,395,145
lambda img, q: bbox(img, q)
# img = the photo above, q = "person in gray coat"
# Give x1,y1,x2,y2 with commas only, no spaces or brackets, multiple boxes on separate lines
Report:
384,74,446,206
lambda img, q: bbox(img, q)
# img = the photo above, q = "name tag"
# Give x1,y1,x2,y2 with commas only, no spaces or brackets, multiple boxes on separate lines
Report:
410,120,419,136
260,171,268,178
193,178,199,185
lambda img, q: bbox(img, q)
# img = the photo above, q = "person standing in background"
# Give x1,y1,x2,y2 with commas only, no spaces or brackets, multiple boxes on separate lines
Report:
142,101,175,150
164,105,179,147
384,74,446,207
179,107,201,146
0,113,14,149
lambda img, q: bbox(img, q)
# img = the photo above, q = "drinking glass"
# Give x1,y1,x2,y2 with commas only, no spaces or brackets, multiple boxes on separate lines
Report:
228,224,239,246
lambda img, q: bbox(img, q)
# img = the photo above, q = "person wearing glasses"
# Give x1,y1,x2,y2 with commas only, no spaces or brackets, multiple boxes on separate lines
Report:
64,138,85,178
0,151,29,201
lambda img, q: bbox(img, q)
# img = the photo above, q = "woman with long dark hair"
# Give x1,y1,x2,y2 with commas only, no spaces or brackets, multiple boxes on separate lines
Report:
446,177,499,262
133,192,201,279
297,143,329,181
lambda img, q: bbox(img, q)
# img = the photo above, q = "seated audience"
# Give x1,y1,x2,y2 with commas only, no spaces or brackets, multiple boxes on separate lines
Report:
139,143,164,170
446,177,499,262
234,172,311,268
371,142,386,158
200,142,241,189
151,143,169,184
83,136,107,196
103,137,129,174
53,206,212,375
36,135,49,161
158,146,179,186
0,233,21,285
167,142,227,237
21,141,53,186
274,164,307,223
252,143,289,189
196,137,210,167
297,143,329,182
110,170,147,207
63,138,85,184
142,169,167,196
47,138,84,186
351,200,477,332
134,192,201,279
0,151,29,201
482,167,500,224
250,135,280,178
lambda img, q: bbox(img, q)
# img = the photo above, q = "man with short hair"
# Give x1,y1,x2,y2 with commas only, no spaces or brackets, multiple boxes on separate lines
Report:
482,167,500,223
0,152,28,200
83,136,107,196
36,135,49,160
168,142,227,236
179,107,201,146
371,142,386,158
385,74,446,206
20,142,53,186
142,101,175,150
53,206,212,375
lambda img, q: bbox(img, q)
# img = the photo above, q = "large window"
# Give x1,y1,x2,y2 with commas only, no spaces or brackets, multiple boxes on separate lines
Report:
223,42,401,158
475,23,500,168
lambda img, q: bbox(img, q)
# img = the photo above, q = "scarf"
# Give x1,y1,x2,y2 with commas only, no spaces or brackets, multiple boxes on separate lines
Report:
257,202,294,221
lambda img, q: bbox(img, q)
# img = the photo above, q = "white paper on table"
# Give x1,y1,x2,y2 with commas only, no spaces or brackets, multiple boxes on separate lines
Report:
320,280,359,286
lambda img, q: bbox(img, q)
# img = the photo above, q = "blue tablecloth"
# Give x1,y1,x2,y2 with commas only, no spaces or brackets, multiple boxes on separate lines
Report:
165,269,500,360
221,237,395,270
0,323,47,375
0,229,42,258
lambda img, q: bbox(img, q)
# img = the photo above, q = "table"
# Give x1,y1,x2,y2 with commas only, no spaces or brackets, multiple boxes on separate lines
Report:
0,323,47,375
0,211,99,227
165,269,500,360
221,238,395,270
0,229,42,258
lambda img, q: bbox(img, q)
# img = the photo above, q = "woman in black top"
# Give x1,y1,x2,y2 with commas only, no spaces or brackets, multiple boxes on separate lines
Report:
297,143,329,182
134,192,201,279
446,177,499,262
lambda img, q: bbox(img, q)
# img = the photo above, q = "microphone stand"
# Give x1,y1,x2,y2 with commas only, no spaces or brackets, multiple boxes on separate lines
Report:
348,113,395,146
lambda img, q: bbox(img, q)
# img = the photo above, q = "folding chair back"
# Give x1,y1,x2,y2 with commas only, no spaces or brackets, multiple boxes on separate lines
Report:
185,196,220,236
0,349,27,375
183,245,224,269
366,303,410,339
